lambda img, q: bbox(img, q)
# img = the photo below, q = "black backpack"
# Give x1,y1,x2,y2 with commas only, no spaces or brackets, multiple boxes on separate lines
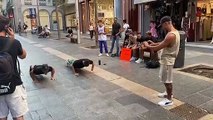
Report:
0,41,18,95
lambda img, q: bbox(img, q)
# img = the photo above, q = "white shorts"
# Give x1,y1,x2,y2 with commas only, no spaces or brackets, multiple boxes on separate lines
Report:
159,64,174,83
0,85,29,118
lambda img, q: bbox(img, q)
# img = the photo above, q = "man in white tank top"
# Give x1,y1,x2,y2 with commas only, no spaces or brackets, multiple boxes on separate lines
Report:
97,20,109,57
144,16,180,107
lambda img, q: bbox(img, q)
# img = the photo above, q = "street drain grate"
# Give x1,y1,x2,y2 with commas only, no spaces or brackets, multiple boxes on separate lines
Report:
170,104,208,120
180,65,213,79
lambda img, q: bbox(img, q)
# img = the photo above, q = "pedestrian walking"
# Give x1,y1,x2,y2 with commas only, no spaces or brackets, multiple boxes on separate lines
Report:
144,16,180,107
23,22,28,33
97,20,109,57
89,22,94,40
109,17,121,57
0,15,28,120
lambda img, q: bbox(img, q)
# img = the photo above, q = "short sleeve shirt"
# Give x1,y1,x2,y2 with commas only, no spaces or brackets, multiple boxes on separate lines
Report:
0,37,23,85
112,23,121,36
73,59,93,69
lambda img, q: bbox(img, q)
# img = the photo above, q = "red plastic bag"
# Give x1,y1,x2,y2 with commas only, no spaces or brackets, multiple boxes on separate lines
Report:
120,48,132,61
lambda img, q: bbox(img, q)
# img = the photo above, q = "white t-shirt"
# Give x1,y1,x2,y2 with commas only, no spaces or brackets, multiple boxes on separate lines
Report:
89,25,94,31
123,23,130,32
98,26,107,41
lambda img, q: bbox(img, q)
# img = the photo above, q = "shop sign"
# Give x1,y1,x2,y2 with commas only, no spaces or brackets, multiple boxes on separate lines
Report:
134,0,156,4
29,8,36,19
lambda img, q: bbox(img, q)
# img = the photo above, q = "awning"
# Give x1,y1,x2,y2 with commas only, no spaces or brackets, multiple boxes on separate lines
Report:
134,0,156,4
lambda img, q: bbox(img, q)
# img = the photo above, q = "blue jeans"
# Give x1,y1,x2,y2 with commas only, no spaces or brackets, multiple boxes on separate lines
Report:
99,41,108,53
110,36,120,56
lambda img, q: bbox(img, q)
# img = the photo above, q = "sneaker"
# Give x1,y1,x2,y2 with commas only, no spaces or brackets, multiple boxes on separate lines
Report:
135,58,143,64
98,53,103,57
130,57,136,62
158,99,173,107
158,92,174,98
106,53,110,57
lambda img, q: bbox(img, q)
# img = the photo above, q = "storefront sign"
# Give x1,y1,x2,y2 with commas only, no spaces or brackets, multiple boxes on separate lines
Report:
67,0,75,4
134,0,156,4
29,8,36,19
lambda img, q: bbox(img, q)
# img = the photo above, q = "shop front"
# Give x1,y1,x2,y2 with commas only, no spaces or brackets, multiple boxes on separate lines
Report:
196,0,213,42
136,0,195,41
80,0,114,34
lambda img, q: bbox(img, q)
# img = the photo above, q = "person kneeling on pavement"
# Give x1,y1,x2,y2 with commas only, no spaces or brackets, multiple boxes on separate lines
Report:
67,59,94,76
29,64,56,82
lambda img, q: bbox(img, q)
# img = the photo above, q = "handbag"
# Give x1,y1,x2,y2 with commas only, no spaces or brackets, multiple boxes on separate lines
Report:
202,4,207,14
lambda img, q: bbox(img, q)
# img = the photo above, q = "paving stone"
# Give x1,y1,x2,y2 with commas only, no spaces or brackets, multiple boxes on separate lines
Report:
199,86,213,98
28,101,45,111
199,100,213,113
47,104,76,120
115,94,158,110
183,93,212,107
139,108,184,120
30,109,54,120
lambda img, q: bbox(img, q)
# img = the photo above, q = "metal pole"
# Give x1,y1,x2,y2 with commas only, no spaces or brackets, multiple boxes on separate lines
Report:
36,0,40,26
75,0,80,44
94,0,98,46
55,0,61,40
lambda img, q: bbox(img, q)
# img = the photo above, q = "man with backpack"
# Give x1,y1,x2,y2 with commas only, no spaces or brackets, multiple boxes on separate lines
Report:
0,15,27,120
29,64,56,82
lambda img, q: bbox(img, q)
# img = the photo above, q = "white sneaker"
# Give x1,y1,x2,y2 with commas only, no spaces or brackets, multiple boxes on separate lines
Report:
106,53,109,57
130,57,136,62
158,92,174,98
158,99,173,107
135,58,143,64
98,53,103,57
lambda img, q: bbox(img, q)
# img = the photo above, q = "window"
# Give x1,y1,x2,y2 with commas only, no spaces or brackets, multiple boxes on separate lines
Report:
39,0,46,6
24,0,32,5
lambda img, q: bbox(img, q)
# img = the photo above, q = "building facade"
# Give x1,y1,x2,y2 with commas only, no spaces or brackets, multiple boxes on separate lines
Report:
12,0,64,31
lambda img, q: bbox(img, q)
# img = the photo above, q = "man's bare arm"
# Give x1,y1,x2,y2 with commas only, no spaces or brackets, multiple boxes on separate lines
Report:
19,48,27,59
91,63,94,71
146,34,176,51
50,67,56,80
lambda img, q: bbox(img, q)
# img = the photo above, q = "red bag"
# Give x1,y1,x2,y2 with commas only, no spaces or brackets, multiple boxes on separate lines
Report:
120,48,132,61
196,7,202,17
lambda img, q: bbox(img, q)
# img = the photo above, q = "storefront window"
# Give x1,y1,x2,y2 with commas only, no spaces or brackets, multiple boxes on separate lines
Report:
65,14,77,28
96,0,114,33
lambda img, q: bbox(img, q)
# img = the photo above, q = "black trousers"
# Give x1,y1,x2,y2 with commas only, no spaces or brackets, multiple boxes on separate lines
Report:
90,30,94,39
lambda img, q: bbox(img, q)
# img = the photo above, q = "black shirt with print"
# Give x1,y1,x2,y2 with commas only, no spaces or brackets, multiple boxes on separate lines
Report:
0,37,23,85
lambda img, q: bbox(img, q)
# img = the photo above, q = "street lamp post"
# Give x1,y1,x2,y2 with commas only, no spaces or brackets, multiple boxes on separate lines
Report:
75,0,80,44
36,0,41,26
55,0,61,40
94,0,98,46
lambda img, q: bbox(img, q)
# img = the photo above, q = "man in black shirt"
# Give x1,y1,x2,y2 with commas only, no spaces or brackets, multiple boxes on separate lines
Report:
67,59,94,76
29,64,56,82
109,18,121,56
0,15,28,120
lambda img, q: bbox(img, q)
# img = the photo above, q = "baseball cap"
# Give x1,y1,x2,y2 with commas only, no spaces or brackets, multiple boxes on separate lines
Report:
158,16,172,27
0,15,10,32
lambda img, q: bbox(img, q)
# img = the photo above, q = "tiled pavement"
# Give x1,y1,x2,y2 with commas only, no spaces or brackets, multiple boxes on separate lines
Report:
6,33,213,120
